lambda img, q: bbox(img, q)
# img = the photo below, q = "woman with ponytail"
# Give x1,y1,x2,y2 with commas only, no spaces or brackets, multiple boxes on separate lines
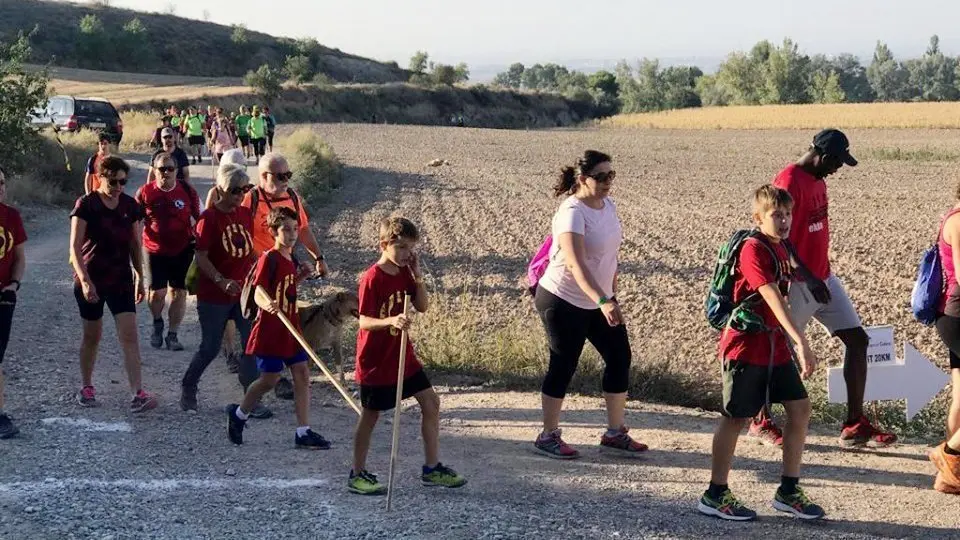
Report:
532,150,648,459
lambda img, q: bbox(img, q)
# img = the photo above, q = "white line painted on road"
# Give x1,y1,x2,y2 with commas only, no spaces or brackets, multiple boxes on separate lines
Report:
41,417,133,433
0,477,328,495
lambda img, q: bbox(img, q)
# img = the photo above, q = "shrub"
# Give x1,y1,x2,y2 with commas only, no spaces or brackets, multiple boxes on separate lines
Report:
284,54,315,85
120,110,162,151
0,30,49,174
277,129,341,206
8,130,93,205
244,64,283,103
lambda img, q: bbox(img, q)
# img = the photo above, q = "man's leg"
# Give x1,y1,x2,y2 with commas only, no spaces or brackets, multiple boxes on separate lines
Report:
835,327,869,421
165,288,187,351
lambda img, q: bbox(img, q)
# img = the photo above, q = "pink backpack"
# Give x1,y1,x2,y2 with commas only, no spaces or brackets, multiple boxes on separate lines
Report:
526,235,553,295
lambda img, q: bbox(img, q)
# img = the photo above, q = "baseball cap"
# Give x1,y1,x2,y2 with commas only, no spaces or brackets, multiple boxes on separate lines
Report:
813,129,857,166
161,127,175,137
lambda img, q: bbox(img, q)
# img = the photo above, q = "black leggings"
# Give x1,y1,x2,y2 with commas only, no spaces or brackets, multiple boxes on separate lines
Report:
534,287,631,398
936,314,960,370
0,292,15,364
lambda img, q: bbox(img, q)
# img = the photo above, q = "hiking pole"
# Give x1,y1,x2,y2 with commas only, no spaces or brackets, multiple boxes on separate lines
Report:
254,286,361,415
386,294,412,512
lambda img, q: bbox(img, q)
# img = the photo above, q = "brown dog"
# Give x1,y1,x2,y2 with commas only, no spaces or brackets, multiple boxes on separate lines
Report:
298,291,360,386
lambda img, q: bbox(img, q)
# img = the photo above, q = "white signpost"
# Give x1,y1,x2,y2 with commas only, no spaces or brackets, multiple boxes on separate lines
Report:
827,325,950,421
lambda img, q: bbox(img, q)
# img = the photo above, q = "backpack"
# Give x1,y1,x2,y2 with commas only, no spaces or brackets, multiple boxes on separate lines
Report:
911,215,953,325
526,234,553,295
239,251,299,320
705,229,783,333
250,187,300,226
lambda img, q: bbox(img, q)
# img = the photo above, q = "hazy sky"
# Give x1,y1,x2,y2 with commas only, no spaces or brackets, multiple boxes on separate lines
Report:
104,0,960,67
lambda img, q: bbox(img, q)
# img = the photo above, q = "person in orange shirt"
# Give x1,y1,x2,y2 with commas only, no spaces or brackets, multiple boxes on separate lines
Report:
83,133,112,195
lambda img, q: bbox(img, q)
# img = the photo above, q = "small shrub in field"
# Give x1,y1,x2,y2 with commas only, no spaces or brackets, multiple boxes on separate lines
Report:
277,129,341,206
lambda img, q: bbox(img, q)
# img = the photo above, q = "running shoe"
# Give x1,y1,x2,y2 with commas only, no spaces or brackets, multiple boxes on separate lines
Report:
421,463,467,488
180,386,198,413
772,486,826,520
165,332,184,351
748,419,784,447
0,414,19,439
533,429,580,460
697,489,757,521
599,425,649,457
929,442,960,494
226,404,246,445
348,469,386,495
274,377,295,400
839,415,898,448
130,389,158,413
76,385,98,408
150,320,164,349
295,429,331,450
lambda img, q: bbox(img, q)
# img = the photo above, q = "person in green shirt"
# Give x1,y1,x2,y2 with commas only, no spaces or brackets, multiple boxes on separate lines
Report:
185,107,206,165
247,106,268,161
168,106,182,146
235,106,252,159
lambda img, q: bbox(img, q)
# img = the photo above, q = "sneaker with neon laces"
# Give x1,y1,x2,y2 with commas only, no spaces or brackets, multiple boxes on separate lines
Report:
76,385,98,407
697,489,757,521
772,486,826,520
599,425,649,457
421,463,467,488
130,390,158,413
533,428,580,460
348,469,386,495
839,415,897,448
747,419,783,447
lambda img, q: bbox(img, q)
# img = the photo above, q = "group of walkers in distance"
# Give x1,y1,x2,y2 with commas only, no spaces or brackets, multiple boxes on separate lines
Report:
150,104,277,166
0,124,958,510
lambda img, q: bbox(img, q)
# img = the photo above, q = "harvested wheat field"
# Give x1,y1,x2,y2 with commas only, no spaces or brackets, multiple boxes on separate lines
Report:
38,65,246,105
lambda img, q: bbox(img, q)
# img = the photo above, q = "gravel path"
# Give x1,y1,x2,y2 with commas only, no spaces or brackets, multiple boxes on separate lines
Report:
1,127,958,539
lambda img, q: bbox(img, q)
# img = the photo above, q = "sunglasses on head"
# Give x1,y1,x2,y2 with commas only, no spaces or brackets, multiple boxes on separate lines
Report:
270,171,294,182
107,178,128,187
227,184,254,195
589,170,616,183
157,166,175,173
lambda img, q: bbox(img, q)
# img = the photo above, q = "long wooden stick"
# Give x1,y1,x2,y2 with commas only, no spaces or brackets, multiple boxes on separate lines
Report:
386,294,411,512
255,286,361,415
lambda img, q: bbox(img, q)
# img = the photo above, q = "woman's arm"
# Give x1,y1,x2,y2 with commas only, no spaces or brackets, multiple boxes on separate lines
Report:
557,232,607,305
947,214,960,286
69,217,90,282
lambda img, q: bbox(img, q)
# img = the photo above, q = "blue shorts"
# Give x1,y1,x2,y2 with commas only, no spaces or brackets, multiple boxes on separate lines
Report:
256,350,309,373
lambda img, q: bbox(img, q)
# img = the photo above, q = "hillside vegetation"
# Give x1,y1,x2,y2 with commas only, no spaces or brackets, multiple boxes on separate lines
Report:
5,0,407,83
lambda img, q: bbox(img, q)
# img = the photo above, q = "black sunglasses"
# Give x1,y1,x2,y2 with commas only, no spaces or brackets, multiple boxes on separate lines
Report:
157,166,175,173
269,171,294,182
589,170,616,183
228,184,254,195
108,178,128,187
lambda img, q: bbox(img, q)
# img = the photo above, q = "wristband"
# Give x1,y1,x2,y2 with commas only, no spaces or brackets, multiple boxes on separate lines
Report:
9,280,20,292
597,295,609,307
315,254,324,263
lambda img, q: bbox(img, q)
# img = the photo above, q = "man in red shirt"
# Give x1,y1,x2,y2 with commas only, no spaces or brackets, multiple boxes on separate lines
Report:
226,207,328,448
752,129,896,449
0,166,26,439
136,154,201,351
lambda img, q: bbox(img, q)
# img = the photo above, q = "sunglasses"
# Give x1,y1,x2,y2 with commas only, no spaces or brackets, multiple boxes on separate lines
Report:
269,171,294,182
227,184,254,195
107,178,128,187
589,170,616,183
157,166,175,173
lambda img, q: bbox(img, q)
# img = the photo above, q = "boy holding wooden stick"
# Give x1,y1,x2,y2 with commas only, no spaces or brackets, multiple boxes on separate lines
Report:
348,217,467,495
226,206,331,449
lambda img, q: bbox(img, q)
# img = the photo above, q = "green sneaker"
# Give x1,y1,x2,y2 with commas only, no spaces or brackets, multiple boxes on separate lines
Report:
772,486,826,520
348,469,386,495
421,463,467,488
697,489,757,521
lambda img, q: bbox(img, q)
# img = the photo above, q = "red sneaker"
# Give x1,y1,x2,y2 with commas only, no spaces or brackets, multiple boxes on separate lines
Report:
839,415,898,448
599,425,649,457
747,419,783,447
533,429,581,460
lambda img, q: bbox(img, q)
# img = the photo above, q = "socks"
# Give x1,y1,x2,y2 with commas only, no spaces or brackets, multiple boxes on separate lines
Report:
779,475,800,495
422,463,439,474
235,408,249,421
605,427,621,437
945,443,960,456
707,482,728,498
296,426,310,437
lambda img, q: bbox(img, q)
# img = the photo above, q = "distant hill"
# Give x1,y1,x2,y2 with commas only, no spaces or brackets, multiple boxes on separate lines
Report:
4,0,408,83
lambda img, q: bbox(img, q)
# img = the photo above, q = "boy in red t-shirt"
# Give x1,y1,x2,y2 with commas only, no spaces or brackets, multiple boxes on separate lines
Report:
697,185,824,522
347,217,466,495
226,207,329,449
0,166,26,439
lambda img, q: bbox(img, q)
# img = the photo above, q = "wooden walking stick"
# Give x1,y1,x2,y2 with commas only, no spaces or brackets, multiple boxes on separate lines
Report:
254,286,362,415
386,293,412,512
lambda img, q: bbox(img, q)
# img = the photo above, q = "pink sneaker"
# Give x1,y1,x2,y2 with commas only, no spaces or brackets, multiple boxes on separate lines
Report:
748,419,783,447
76,386,98,408
600,425,649,457
534,429,581,460
131,389,158,413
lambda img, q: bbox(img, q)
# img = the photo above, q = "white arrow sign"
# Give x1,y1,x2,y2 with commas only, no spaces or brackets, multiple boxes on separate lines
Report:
828,342,950,421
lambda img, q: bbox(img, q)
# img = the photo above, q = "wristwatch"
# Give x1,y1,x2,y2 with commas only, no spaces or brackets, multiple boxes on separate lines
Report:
597,295,609,307
315,254,325,263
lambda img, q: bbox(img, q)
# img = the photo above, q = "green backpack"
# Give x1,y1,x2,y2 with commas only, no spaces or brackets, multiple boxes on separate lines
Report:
705,228,783,333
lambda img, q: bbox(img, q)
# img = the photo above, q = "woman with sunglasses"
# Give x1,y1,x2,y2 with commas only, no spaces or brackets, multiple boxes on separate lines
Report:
70,156,158,412
0,166,26,438
531,150,647,460
180,164,267,417
135,154,201,352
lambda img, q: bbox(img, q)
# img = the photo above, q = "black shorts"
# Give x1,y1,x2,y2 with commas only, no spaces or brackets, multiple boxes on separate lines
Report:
148,246,195,291
74,285,136,321
188,135,204,146
936,314,960,370
721,360,808,418
238,135,250,146
360,369,432,411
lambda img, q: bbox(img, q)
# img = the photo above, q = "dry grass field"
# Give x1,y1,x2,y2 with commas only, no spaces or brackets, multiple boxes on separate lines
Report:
41,65,246,105
297,123,960,437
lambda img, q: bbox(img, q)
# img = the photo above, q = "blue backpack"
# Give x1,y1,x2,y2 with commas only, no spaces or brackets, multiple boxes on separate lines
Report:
911,226,946,326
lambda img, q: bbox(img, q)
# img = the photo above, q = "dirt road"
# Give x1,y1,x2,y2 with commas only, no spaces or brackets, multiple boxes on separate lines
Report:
0,127,958,539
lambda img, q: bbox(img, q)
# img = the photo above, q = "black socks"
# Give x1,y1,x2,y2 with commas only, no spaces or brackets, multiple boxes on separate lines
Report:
945,443,960,456
707,482,728,498
779,475,799,495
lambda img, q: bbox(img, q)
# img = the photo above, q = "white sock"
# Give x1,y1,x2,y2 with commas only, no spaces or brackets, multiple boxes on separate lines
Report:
296,426,310,437
235,408,249,421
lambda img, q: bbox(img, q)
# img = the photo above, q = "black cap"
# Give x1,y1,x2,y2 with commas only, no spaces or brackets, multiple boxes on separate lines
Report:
812,128,857,166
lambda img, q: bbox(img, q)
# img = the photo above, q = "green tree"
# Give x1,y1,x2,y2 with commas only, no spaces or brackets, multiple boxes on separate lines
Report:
231,24,249,46
453,62,470,83
430,64,458,86
409,51,429,75
244,64,283,103
808,70,845,103
715,50,764,105
661,65,703,109
694,74,733,106
761,38,810,104
908,35,958,101
588,70,619,97
120,17,150,67
77,14,106,68
493,62,525,88
867,41,910,102
284,54,315,84
0,31,50,173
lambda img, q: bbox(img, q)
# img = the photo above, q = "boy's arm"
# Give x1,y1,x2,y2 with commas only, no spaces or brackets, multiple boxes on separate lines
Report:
409,254,428,313
359,314,402,332
357,276,407,332
756,283,817,379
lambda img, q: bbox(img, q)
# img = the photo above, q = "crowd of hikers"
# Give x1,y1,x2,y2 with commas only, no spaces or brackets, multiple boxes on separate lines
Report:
0,126,958,514
150,104,277,166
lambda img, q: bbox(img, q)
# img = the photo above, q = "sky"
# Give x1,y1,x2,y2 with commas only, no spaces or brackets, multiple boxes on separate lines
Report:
102,0,960,72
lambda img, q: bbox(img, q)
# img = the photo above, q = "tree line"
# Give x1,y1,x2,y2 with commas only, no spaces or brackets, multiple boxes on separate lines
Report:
492,36,960,115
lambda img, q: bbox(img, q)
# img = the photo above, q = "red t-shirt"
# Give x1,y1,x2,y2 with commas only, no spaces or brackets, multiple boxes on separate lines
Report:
773,163,830,281
717,237,793,366
135,180,200,255
195,206,254,304
246,250,302,358
0,204,27,288
355,264,422,386
70,193,143,293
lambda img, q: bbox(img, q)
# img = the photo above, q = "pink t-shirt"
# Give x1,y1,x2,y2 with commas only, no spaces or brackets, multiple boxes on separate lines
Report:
938,208,960,316
537,196,622,310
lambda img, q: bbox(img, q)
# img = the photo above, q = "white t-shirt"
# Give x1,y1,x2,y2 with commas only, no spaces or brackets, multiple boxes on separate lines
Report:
537,196,622,310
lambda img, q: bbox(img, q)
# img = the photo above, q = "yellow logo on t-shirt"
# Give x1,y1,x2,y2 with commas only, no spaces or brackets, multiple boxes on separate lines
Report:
379,290,406,336
220,223,252,258
274,273,296,315
0,226,14,260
